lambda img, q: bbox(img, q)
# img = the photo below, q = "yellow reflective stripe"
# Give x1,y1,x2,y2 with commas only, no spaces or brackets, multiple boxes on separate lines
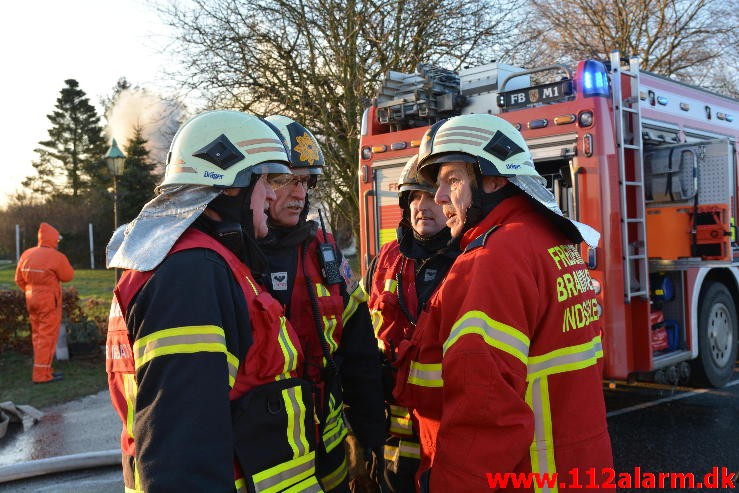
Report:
322,315,339,354
315,283,331,298
342,284,367,322
132,325,234,373
389,405,413,435
283,385,310,458
252,450,317,493
283,474,323,493
526,335,603,381
443,310,530,365
527,377,558,493
383,279,398,294
398,439,420,459
235,477,247,493
244,275,260,295
226,351,239,388
384,440,419,462
407,361,443,387
123,373,137,439
370,310,384,340
276,316,299,378
252,452,316,493
323,420,348,453
322,397,347,453
319,453,348,491
124,487,143,493
384,444,399,462
134,458,142,493
389,415,413,436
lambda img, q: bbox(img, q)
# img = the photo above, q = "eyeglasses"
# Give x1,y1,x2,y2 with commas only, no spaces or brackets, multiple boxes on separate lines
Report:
266,174,316,190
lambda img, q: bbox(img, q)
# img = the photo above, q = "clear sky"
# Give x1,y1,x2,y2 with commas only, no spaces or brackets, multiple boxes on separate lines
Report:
0,0,174,206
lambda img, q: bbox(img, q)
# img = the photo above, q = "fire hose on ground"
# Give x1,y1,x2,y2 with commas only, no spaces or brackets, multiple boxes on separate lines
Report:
0,449,120,484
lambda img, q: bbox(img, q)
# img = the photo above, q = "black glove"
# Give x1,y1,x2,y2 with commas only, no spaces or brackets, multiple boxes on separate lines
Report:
365,445,383,485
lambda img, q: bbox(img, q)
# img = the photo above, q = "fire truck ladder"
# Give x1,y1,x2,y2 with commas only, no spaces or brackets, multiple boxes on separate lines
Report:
610,51,649,302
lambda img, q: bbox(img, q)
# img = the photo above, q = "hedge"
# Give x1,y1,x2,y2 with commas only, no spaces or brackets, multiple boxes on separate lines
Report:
0,287,109,353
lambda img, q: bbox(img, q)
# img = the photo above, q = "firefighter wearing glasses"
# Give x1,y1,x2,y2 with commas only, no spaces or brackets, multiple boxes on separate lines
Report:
364,156,457,493
258,115,385,492
106,110,323,492
392,114,613,492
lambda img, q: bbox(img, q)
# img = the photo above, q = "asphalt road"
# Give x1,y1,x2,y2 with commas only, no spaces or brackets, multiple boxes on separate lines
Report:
605,367,739,492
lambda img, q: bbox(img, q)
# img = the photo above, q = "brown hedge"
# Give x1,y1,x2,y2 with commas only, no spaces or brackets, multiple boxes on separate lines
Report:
0,287,105,353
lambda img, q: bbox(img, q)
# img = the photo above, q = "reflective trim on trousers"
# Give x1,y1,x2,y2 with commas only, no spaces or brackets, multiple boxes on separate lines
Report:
319,454,348,491
384,439,421,462
235,476,247,492
252,450,318,493
388,405,413,436
526,376,557,493
322,398,347,454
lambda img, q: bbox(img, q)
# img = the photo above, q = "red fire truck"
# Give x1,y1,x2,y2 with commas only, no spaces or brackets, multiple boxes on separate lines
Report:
358,51,739,387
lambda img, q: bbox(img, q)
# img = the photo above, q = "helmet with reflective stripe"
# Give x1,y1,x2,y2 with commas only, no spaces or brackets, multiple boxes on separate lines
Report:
417,113,601,248
398,155,435,211
416,113,538,184
265,115,324,174
161,110,291,188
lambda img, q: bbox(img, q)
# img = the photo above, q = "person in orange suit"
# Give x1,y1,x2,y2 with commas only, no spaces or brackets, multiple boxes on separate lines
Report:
15,222,75,383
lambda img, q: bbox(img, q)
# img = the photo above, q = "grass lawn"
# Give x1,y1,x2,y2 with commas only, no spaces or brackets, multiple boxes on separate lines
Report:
0,265,113,409
0,265,115,303
0,351,108,409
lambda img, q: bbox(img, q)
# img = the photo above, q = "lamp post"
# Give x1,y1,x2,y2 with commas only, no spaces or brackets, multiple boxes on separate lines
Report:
105,138,126,279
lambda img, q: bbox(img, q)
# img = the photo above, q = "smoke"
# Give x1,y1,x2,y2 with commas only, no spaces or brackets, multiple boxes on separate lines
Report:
106,88,188,172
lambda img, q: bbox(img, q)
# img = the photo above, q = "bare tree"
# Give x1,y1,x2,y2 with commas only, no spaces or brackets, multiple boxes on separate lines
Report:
156,0,524,246
521,0,737,94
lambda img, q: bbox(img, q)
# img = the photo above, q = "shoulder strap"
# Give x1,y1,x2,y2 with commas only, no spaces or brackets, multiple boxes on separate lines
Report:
464,225,502,253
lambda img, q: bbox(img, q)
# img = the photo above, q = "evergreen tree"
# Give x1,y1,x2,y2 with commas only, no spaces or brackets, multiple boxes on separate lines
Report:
36,79,108,199
118,126,158,224
20,149,63,197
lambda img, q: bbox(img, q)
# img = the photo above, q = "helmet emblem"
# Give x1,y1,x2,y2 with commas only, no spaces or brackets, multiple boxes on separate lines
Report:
483,130,525,161
294,132,320,166
192,134,245,170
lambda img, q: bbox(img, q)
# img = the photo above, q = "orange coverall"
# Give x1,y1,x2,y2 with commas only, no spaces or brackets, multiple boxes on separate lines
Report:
15,223,74,382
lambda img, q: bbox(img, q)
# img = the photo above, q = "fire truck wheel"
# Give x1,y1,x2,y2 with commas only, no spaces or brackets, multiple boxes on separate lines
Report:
692,282,738,388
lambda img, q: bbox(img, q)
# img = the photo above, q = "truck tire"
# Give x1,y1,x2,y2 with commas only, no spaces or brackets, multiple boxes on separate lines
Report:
691,282,738,387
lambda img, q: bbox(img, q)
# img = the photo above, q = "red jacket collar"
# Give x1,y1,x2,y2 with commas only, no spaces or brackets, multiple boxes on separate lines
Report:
459,194,535,250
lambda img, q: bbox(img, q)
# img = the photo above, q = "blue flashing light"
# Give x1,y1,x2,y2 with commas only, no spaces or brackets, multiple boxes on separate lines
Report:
582,60,610,97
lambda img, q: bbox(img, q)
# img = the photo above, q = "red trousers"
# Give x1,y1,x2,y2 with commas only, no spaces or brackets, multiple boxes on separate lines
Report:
26,288,62,383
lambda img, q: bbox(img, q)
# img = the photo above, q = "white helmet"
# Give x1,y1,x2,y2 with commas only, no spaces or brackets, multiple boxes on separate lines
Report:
417,114,599,247
161,110,291,188
416,113,538,182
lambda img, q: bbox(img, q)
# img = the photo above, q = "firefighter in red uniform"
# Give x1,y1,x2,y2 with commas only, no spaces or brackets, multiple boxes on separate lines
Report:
258,115,385,492
364,157,457,493
393,114,613,492
105,110,324,492
15,222,74,383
